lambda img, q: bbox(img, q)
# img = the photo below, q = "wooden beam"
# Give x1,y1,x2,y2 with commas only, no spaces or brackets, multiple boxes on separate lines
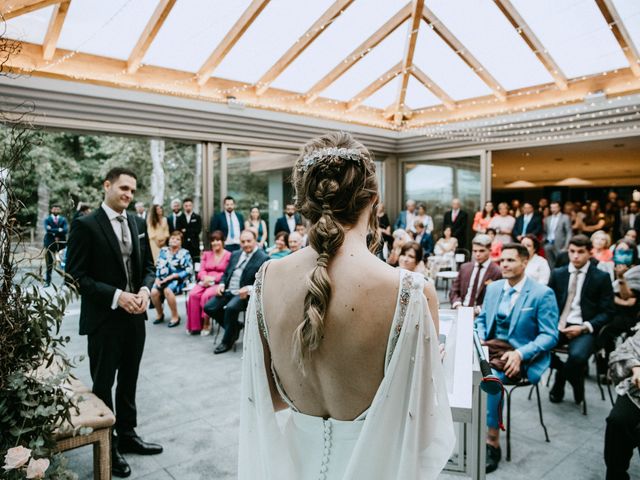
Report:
422,6,507,101
406,68,640,128
255,0,355,95
6,41,395,129
41,0,69,60
493,0,568,89
410,66,455,110
2,0,62,19
196,0,270,86
127,0,176,74
304,2,412,104
346,62,403,112
391,0,424,125
595,0,640,77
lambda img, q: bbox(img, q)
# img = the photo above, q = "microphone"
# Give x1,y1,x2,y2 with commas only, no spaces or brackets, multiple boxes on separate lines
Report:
473,330,503,395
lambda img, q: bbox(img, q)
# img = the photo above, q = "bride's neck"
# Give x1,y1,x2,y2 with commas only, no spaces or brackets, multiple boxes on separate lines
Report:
340,209,371,251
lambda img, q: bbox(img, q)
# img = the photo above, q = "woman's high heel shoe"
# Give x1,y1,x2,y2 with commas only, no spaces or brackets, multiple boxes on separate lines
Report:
168,317,181,328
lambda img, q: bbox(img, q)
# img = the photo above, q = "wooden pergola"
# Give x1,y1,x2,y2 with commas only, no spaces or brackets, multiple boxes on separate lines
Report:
3,0,640,130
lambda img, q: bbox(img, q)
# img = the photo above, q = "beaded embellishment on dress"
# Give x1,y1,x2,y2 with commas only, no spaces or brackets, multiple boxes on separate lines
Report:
386,272,414,367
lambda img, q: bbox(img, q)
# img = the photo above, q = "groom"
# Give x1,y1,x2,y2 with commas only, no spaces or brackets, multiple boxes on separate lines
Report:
66,167,163,478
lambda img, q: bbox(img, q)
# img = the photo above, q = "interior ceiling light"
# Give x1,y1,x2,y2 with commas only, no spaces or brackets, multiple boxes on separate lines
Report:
504,180,536,188
555,177,594,186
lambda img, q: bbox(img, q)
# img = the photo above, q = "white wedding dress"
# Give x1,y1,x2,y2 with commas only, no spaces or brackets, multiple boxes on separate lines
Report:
239,266,455,479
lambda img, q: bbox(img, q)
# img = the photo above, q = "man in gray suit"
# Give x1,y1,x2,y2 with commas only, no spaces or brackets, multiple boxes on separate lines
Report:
543,201,572,268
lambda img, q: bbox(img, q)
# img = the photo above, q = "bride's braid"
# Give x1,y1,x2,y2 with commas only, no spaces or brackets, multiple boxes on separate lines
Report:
291,132,379,370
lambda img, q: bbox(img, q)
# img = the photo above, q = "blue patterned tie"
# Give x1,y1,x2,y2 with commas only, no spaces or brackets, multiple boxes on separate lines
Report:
497,287,517,319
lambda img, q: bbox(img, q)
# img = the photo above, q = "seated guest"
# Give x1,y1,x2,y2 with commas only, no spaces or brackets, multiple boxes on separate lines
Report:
204,230,268,353
186,231,231,335
268,231,291,259
548,235,614,404
487,228,503,263
413,220,434,258
591,230,613,263
428,226,458,275
513,202,542,242
150,231,193,328
450,234,502,315
397,241,426,275
475,243,559,473
386,228,412,267
295,223,308,247
473,201,496,234
288,231,303,253
521,234,550,285
605,329,640,480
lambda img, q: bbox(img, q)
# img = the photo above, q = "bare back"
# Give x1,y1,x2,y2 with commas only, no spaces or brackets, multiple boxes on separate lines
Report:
261,245,401,421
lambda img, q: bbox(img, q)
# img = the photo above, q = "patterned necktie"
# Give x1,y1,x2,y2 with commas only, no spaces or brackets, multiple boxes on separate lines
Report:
468,263,484,307
115,215,129,245
559,270,581,330
497,287,517,319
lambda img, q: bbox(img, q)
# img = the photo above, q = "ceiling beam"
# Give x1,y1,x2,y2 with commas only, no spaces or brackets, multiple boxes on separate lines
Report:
255,0,355,95
493,0,568,89
390,0,424,125
346,62,403,112
594,0,640,77
2,0,62,19
196,0,270,86
406,67,640,128
304,2,412,104
410,65,455,110
41,0,69,60
422,6,506,101
127,0,176,74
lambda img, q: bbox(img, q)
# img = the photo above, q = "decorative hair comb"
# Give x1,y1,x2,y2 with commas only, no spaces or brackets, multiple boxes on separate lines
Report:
300,147,362,172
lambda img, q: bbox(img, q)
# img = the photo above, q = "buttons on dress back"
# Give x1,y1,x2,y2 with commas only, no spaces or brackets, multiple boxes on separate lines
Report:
319,420,332,480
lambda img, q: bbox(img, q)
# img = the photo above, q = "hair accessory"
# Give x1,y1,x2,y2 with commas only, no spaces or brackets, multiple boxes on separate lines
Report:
300,147,362,172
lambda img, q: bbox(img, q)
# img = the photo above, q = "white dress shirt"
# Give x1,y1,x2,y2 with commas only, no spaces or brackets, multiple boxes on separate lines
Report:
286,215,297,234
564,262,592,331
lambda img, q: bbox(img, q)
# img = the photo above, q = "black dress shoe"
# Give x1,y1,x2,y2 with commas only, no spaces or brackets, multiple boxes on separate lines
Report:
214,343,232,354
486,444,501,473
117,435,163,455
549,382,565,403
112,449,131,478
167,317,181,328
152,315,164,325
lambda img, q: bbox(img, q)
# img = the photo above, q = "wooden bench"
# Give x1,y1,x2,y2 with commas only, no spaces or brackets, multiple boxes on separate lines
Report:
53,378,115,480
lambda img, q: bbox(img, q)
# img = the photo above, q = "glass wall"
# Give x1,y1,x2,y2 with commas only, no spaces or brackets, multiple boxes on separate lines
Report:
403,156,481,246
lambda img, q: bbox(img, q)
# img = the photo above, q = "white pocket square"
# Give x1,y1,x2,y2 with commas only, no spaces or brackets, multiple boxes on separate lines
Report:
521,307,534,311
138,233,145,238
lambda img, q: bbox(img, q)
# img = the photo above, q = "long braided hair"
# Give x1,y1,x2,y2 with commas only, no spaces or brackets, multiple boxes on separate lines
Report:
291,132,380,370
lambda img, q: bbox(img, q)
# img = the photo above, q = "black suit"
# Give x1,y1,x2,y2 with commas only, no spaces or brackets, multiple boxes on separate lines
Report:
548,263,614,396
274,213,302,235
513,213,543,240
66,207,155,435
443,209,468,247
203,248,268,346
167,212,186,233
209,210,245,251
182,212,202,262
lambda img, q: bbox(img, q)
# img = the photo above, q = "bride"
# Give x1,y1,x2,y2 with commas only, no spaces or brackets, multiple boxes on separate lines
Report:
239,132,455,479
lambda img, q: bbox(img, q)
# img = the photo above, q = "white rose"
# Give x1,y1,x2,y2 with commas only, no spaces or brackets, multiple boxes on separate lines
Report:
3,446,32,470
26,458,50,479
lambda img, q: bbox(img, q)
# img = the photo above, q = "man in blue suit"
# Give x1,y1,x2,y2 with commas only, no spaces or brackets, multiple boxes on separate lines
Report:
209,196,245,252
43,204,69,287
393,199,417,232
475,243,559,473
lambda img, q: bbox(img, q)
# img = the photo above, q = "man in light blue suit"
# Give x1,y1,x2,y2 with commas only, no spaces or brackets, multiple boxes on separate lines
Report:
475,243,559,474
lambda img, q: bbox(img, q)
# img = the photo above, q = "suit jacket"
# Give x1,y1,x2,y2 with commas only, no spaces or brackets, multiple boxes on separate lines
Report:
209,211,245,238
221,248,268,291
635,215,640,234
475,278,559,384
543,213,572,251
167,212,187,233
44,214,69,246
443,209,468,245
274,214,302,235
182,212,202,253
418,232,434,257
450,260,502,307
66,208,155,335
513,214,543,239
620,212,640,237
393,210,409,231
548,263,614,334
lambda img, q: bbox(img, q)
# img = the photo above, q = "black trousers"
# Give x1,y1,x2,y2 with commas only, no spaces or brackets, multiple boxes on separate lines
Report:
554,331,595,390
605,394,640,480
203,291,248,345
87,315,145,436
44,240,64,283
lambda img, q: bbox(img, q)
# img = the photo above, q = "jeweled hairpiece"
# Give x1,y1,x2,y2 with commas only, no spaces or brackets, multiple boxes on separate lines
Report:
300,147,362,172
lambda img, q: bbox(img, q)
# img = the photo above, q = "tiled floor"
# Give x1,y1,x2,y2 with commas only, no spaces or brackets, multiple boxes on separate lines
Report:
56,287,640,480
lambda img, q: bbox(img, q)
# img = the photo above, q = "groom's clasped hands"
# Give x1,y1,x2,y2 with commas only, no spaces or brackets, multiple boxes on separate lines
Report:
118,290,150,314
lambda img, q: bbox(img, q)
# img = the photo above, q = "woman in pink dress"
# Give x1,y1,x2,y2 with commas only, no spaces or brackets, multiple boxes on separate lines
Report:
186,230,231,335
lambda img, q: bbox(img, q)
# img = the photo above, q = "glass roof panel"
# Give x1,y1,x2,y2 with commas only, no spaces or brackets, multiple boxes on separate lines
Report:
57,0,159,60
321,26,405,102
5,6,54,45
511,0,629,79
404,75,442,109
427,0,553,91
362,76,400,109
144,0,254,73
611,0,640,61
214,0,335,84
413,24,493,101
272,0,407,93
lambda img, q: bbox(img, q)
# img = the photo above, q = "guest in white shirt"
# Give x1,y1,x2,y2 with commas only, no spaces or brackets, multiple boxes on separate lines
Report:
521,234,550,285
